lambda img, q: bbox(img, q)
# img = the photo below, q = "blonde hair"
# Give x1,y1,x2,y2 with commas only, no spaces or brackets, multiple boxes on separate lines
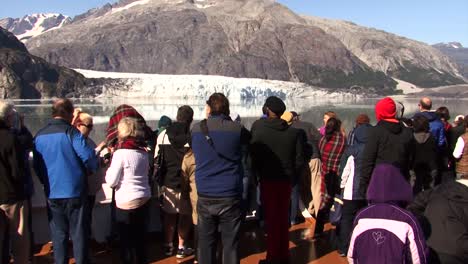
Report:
118,117,143,140
72,108,93,126
0,101,14,121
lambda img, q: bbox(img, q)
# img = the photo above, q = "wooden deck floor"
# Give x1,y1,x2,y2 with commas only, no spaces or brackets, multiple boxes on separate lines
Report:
33,222,348,264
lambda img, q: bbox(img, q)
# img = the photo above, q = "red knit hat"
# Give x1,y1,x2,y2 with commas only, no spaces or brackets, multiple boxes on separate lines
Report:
375,97,398,123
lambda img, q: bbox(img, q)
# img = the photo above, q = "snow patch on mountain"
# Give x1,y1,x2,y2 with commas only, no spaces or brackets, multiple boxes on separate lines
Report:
1,13,70,42
111,0,151,14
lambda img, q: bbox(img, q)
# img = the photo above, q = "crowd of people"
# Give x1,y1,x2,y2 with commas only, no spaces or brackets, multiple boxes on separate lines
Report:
0,94,467,264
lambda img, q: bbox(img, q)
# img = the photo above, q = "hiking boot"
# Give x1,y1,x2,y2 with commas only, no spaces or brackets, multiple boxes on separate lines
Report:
176,247,194,259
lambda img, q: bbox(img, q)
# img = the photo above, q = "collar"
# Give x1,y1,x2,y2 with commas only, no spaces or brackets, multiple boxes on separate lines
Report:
457,179,468,188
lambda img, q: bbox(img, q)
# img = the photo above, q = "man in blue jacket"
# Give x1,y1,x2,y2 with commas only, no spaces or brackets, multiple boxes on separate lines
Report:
191,93,250,264
413,97,445,148
33,99,98,264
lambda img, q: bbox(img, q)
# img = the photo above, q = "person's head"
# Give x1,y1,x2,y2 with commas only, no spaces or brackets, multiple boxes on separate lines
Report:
325,117,341,141
419,97,432,111
72,109,94,138
291,111,300,121
454,115,465,127
436,106,450,123
355,113,370,127
177,105,194,125
464,115,468,130
52,98,74,123
323,111,336,125
117,117,144,141
412,115,429,133
158,115,172,129
264,96,286,118
281,111,294,126
375,97,398,123
366,164,413,206
0,101,14,127
206,93,230,117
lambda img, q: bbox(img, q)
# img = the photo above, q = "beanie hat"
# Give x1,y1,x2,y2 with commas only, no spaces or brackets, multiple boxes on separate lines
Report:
158,115,172,129
375,97,398,123
264,96,286,117
281,111,294,125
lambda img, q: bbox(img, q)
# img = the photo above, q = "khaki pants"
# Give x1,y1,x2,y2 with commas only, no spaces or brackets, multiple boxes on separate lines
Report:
0,200,30,264
300,158,322,218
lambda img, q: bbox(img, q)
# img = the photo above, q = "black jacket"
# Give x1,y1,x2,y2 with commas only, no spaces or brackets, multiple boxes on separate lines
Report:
0,122,25,203
250,118,304,182
158,122,190,191
291,120,320,159
359,120,413,198
411,132,438,172
408,181,468,264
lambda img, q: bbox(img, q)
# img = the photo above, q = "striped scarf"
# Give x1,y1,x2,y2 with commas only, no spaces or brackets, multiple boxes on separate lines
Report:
319,132,346,208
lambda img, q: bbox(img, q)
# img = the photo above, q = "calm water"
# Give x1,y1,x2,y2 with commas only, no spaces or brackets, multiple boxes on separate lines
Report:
12,96,468,143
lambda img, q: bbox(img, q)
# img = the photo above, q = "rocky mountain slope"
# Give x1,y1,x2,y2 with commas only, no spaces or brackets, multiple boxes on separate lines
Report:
302,16,465,88
0,13,70,42
24,0,397,93
433,42,468,79
0,27,101,99
21,0,465,91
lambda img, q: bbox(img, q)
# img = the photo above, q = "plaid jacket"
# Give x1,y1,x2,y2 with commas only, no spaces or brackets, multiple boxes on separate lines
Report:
319,132,346,207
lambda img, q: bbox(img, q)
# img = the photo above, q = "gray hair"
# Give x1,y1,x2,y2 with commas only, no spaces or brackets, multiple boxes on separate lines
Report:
0,101,14,121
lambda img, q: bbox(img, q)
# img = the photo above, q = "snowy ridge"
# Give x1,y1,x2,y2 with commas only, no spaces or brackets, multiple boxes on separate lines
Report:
75,69,356,103
111,0,151,14
3,13,70,42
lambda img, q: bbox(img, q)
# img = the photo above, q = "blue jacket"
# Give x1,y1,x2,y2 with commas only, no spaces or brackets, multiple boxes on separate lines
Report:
191,115,250,197
413,111,445,148
33,119,98,199
339,124,370,200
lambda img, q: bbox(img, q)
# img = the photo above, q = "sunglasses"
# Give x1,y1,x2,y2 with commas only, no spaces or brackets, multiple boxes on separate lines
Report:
79,123,93,129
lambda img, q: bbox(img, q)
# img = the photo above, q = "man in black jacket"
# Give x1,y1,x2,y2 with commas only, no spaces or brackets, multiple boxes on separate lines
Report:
360,97,413,198
0,101,30,264
408,175,468,264
251,97,304,264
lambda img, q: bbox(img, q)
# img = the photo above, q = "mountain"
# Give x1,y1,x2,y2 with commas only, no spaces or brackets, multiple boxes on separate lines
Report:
22,0,465,92
0,13,71,42
433,42,468,79
24,0,398,93
0,27,102,99
302,17,466,88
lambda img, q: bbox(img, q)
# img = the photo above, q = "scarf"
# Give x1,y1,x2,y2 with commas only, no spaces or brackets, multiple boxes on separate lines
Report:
115,137,147,151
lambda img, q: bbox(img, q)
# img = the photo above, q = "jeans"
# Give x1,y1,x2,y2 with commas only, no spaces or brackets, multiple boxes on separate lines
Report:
116,202,149,264
197,195,242,264
47,197,88,264
337,199,367,254
289,184,299,225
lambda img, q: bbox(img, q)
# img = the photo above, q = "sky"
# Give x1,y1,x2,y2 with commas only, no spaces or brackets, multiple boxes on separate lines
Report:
1,0,467,46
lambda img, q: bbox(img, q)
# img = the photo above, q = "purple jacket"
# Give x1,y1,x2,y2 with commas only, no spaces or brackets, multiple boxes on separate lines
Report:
348,164,428,264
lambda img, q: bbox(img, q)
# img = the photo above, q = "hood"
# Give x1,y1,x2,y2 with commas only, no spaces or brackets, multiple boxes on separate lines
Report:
415,111,438,122
261,118,289,131
367,163,413,204
377,120,403,134
414,132,431,144
354,123,371,144
166,122,190,148
439,180,468,204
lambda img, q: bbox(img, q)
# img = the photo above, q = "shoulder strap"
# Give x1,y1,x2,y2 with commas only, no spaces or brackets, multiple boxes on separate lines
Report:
200,119,238,162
